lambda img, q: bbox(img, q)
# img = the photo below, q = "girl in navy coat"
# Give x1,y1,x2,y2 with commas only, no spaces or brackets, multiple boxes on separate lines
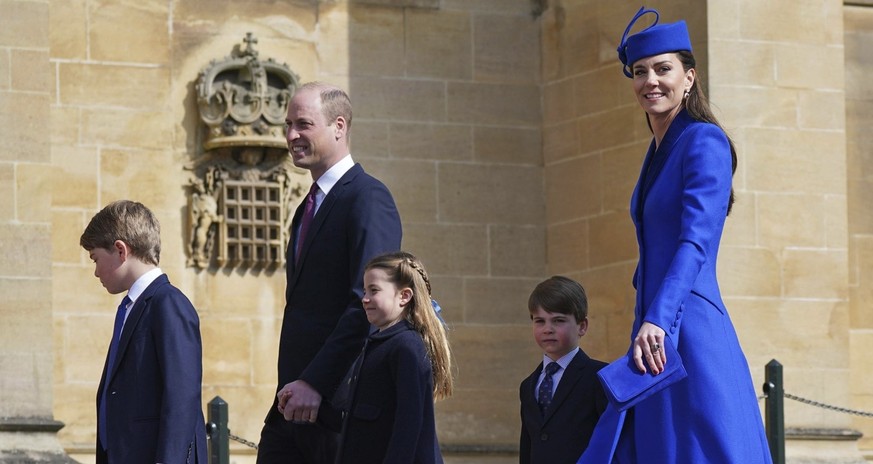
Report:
581,7,771,464
336,251,453,464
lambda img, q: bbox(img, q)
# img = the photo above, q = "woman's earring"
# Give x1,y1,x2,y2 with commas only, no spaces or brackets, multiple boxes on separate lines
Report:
683,89,690,100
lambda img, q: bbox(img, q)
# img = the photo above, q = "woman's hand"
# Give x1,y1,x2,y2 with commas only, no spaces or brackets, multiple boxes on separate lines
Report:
633,322,667,374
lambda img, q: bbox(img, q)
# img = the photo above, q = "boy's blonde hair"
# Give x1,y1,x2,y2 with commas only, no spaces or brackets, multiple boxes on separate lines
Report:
365,251,453,400
80,200,161,266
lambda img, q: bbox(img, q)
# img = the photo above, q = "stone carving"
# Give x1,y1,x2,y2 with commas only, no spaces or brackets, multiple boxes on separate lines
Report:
187,167,223,267
187,33,307,269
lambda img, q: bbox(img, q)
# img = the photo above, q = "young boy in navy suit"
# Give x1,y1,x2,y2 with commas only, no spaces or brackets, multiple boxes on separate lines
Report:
519,276,607,464
81,200,207,464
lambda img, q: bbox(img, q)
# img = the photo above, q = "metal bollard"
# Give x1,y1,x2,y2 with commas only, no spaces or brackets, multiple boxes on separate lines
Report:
763,359,785,464
206,396,230,464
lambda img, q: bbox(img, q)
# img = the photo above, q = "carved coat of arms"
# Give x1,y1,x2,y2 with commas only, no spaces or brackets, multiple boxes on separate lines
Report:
187,33,306,269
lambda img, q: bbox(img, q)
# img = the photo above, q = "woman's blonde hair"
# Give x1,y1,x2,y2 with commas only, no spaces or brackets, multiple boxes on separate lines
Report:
365,251,453,400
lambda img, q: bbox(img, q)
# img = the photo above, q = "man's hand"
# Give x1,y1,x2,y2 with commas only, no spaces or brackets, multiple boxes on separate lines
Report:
277,380,322,424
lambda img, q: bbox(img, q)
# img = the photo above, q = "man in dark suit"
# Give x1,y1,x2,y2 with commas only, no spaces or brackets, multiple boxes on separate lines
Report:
256,82,402,463
519,276,608,464
81,200,207,464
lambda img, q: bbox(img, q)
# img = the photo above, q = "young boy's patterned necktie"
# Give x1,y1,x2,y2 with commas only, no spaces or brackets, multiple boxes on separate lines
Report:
537,362,560,414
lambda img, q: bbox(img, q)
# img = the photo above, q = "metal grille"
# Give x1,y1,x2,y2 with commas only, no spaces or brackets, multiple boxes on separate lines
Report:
220,180,286,266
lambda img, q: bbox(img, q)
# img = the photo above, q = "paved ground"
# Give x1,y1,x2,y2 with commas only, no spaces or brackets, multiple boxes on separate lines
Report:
445,453,518,464
70,451,520,464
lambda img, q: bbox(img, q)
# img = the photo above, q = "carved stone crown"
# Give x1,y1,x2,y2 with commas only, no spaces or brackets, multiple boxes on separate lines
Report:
196,33,300,151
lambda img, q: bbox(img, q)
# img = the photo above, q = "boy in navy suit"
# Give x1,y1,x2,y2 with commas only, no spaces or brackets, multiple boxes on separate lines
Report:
81,200,206,464
519,276,607,464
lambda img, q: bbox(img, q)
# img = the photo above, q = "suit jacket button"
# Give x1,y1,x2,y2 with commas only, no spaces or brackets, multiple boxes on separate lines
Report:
540,433,548,441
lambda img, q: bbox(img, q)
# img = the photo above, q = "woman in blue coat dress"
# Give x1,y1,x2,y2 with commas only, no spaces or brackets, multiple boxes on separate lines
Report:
580,7,772,463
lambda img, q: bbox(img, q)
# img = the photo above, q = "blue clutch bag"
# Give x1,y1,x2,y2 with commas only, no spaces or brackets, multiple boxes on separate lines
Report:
597,337,687,411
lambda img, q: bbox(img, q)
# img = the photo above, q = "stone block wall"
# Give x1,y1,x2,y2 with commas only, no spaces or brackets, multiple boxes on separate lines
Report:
0,0,74,460
846,2,873,456
1,0,52,420
47,0,547,458
708,0,853,437
342,0,547,450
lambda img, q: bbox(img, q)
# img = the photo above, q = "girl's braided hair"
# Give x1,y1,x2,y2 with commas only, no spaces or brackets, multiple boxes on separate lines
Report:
365,251,453,400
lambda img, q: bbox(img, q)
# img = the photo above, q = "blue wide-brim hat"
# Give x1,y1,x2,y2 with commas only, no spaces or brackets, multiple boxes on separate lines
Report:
617,7,692,78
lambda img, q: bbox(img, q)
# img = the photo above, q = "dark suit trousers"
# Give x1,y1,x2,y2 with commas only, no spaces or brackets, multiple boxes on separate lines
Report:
257,413,338,464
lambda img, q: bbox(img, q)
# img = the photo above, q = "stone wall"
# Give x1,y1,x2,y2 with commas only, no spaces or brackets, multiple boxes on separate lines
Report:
707,0,853,443
0,0,52,418
0,0,73,460
48,0,546,459
343,0,547,449
846,2,873,457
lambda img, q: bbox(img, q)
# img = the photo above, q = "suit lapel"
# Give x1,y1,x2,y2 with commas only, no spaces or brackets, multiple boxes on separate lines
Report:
542,350,589,424
632,111,693,320
637,110,694,217
521,364,545,428
105,275,167,384
631,140,657,225
288,164,363,291
288,199,305,268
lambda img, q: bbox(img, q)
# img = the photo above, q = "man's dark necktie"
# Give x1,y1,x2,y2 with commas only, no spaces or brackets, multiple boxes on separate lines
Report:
295,183,319,261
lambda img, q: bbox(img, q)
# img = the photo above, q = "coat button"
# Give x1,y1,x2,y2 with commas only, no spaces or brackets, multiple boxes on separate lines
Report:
540,433,548,441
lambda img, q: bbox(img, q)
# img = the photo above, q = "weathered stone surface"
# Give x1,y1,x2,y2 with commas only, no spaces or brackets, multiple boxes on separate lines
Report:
406,9,472,80
438,162,544,224
58,64,168,109
783,248,848,300
547,220,589,275
489,225,545,278
89,0,170,64
473,126,540,165
0,224,51,278
0,92,50,163
402,223,488,276
388,122,473,162
473,14,538,84
352,77,446,121
49,0,87,60
464,277,541,324
587,210,636,268
347,6,405,77
11,49,49,93
545,154,601,223
363,158,438,223
50,147,98,209
447,82,540,126
0,164,13,221
0,0,48,48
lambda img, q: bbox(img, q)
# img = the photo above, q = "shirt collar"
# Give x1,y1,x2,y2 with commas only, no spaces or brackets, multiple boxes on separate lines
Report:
314,154,354,197
126,267,163,305
543,346,579,371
